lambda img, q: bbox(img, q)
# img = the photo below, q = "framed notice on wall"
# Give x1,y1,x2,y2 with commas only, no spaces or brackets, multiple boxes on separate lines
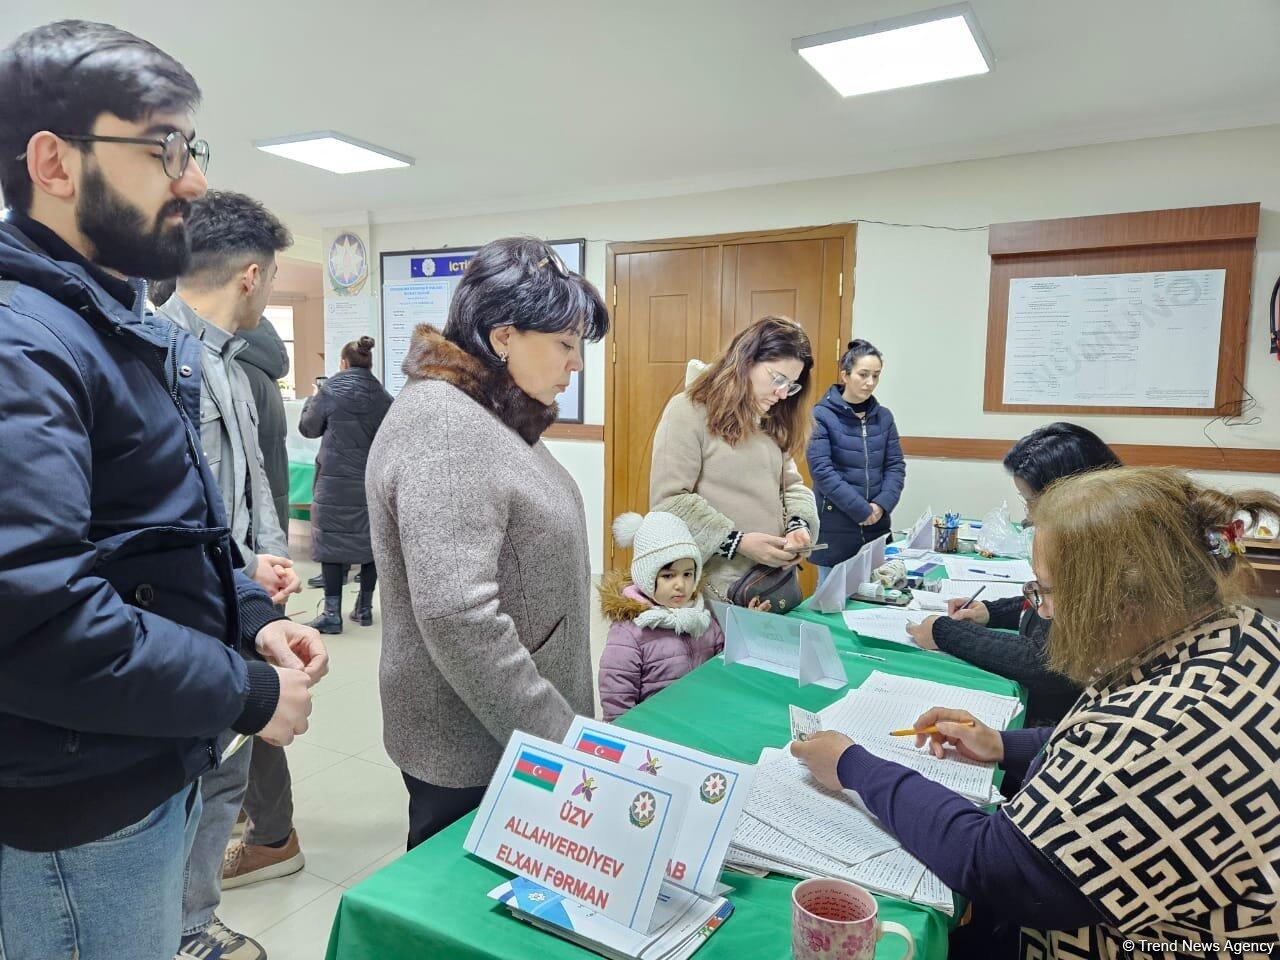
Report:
984,203,1259,417
379,239,587,423
1001,269,1226,409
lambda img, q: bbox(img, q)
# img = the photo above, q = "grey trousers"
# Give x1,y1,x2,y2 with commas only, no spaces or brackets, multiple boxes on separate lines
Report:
243,738,295,847
181,730,251,936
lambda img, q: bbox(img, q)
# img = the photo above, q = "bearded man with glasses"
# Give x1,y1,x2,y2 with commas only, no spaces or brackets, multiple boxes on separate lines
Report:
0,21,315,960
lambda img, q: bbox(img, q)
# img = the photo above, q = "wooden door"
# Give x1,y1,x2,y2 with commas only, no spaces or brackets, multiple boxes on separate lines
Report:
721,237,846,593
609,248,720,570
605,226,855,577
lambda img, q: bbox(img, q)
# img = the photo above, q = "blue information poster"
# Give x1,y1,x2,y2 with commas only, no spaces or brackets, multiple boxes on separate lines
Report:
380,240,586,422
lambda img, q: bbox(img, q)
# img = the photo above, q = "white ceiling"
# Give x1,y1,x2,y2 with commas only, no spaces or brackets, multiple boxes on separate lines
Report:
6,0,1280,239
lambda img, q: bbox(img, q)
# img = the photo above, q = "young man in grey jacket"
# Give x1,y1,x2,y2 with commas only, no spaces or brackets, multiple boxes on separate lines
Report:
237,316,292,532
159,190,312,960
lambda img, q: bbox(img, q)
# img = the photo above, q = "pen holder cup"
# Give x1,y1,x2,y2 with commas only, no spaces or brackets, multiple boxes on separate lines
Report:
933,525,959,553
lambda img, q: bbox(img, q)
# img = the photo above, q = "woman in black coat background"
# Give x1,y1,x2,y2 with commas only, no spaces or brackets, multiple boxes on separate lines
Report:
300,336,393,633
904,422,1122,726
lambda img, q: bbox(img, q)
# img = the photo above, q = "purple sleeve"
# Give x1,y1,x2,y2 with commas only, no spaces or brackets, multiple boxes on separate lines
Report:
999,727,1053,786
837,745,1102,930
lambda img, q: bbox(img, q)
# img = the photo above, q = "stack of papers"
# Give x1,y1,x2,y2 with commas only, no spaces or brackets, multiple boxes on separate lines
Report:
910,579,1027,612
490,876,732,960
724,673,1023,914
842,608,930,646
941,557,1034,583
858,672,1022,727
726,748,954,914
818,683,1015,805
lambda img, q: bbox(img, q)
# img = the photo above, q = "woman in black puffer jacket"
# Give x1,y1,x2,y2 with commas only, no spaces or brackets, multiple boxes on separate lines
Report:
300,336,393,632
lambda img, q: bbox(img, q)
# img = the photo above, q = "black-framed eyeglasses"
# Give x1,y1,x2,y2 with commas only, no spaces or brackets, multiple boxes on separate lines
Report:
52,130,210,180
765,364,803,398
1022,579,1052,610
536,248,571,278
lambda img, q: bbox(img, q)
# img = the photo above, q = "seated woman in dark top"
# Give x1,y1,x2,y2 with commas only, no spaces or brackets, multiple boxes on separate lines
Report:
795,468,1280,960
904,423,1120,725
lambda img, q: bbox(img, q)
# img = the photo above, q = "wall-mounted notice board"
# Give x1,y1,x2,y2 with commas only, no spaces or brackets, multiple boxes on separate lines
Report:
380,239,587,422
983,202,1259,416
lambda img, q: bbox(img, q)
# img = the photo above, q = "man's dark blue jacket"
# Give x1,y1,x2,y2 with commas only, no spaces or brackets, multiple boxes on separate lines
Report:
0,214,281,851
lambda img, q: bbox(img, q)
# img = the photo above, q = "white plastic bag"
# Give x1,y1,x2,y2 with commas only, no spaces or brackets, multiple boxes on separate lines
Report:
975,501,1028,558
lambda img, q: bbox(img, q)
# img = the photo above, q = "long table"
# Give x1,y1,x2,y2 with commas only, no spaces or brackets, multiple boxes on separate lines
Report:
288,459,314,521
324,594,1026,960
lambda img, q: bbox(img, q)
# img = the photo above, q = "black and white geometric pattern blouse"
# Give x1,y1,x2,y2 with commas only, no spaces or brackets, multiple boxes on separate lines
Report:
1006,607,1280,960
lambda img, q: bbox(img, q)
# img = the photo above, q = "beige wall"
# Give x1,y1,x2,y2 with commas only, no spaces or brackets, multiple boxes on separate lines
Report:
366,123,1280,572
273,257,324,397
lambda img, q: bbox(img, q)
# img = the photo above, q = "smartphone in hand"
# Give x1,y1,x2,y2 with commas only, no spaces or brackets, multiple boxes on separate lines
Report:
787,542,828,556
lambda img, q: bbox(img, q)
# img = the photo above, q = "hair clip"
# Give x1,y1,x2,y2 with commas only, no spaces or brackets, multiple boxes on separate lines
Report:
1207,519,1247,559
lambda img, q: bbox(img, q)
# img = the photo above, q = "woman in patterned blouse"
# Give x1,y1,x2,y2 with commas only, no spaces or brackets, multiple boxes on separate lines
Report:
793,467,1280,960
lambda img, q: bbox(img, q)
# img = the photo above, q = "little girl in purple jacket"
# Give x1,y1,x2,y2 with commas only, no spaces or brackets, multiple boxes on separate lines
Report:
598,511,725,721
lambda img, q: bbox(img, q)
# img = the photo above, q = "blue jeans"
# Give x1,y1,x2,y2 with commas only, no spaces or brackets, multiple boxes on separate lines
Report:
0,782,201,960
182,729,252,936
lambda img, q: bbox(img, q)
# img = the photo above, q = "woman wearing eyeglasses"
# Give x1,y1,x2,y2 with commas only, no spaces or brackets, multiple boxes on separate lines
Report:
795,468,1280,960
905,422,1121,725
650,316,819,603
806,339,904,583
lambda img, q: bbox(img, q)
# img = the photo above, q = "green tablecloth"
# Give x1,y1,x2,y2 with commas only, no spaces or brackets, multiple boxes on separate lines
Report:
792,554,976,662
288,459,314,521
324,597,1027,960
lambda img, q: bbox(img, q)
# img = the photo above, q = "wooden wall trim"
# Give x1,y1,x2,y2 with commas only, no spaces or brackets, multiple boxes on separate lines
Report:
988,203,1260,256
545,423,605,442
984,203,1258,418
900,437,1012,460
901,436,1280,474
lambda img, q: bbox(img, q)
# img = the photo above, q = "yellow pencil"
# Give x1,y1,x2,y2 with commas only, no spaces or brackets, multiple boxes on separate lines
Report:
890,719,975,737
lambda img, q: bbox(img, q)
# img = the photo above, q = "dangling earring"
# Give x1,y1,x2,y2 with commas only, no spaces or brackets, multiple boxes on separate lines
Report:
497,352,508,364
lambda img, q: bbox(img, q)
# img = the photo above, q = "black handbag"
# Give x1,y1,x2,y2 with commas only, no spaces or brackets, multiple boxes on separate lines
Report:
724,461,804,613
726,562,802,613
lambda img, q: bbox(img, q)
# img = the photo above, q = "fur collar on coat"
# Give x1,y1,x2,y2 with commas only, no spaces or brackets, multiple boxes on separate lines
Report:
401,325,557,446
597,569,713,638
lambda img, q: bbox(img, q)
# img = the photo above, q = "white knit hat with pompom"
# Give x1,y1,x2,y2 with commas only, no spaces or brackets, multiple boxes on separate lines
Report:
612,511,702,600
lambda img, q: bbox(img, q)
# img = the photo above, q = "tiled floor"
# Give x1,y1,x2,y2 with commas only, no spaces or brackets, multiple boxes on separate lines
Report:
217,527,610,959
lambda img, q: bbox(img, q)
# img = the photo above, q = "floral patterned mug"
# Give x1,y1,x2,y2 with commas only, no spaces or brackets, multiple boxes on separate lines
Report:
791,878,915,960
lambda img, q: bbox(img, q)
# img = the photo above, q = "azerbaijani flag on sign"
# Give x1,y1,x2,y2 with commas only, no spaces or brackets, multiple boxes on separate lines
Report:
513,751,563,792
575,731,626,763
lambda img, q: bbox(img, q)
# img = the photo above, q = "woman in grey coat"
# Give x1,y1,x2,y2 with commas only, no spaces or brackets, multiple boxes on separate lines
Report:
299,336,393,632
366,238,609,849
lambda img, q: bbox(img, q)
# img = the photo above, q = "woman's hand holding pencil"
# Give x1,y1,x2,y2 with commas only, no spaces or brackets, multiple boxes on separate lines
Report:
901,707,1004,763
946,591,990,626
890,719,975,737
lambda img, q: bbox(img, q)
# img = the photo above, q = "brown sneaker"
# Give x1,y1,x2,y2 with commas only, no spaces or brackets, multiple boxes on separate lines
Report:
221,830,305,890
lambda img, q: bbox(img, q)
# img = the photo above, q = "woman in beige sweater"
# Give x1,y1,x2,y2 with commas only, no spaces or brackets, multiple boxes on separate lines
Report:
650,316,821,601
